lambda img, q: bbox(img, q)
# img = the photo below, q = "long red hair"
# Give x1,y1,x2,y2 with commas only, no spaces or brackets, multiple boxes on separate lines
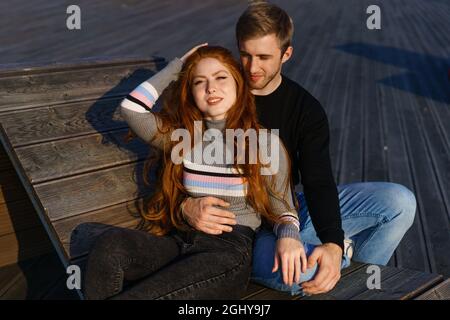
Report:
127,46,295,235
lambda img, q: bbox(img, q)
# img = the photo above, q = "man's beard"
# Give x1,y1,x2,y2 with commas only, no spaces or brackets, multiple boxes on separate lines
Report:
248,65,281,90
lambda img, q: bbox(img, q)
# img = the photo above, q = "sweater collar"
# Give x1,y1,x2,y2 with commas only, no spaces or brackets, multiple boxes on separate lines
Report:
204,118,226,131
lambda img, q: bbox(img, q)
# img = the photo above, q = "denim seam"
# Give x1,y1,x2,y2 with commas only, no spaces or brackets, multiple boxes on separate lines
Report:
111,256,126,294
352,222,382,257
340,209,403,225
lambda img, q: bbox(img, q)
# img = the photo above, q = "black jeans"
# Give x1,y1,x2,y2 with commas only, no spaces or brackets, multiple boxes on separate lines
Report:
83,224,254,300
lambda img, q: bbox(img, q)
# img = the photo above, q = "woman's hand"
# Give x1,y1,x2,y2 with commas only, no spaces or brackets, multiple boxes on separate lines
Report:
180,43,208,63
272,238,307,286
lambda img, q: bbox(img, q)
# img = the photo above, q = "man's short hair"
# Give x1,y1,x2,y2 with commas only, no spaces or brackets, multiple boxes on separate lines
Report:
236,2,294,55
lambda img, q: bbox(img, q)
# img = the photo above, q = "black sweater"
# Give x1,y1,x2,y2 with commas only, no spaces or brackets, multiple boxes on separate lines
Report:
255,75,344,252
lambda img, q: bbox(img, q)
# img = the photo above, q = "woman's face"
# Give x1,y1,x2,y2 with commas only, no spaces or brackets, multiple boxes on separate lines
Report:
191,57,237,121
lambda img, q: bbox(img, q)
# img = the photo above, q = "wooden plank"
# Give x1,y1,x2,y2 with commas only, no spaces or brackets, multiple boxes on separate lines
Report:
0,262,27,297
34,161,154,222
15,129,149,184
0,57,163,76
0,169,30,205
351,268,443,300
0,199,41,236
415,278,450,300
390,14,448,276
399,0,450,276
0,227,53,268
241,282,268,300
0,98,126,147
378,65,430,272
0,124,70,267
82,0,244,59
0,59,165,111
0,256,39,298
0,252,67,300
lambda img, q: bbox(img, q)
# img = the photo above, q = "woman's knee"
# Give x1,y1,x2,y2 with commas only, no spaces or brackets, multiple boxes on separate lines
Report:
92,228,128,252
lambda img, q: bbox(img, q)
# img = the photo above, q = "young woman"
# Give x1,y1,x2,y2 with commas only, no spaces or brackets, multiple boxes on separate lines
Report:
82,46,307,300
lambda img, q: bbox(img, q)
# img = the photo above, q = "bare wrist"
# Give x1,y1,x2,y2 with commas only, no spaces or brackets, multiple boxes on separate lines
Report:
323,242,343,256
180,197,191,221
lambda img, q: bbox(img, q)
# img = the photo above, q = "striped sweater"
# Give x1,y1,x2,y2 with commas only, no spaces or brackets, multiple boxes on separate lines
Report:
120,58,300,241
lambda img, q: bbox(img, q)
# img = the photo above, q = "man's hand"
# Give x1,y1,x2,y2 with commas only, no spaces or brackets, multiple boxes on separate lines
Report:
180,43,208,63
182,196,236,234
301,243,343,295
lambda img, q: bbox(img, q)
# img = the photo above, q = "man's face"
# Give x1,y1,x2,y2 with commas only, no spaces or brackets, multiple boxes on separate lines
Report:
239,34,292,95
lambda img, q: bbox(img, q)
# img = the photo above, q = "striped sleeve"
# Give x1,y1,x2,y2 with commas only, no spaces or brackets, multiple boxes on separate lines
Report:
263,133,301,242
120,58,183,147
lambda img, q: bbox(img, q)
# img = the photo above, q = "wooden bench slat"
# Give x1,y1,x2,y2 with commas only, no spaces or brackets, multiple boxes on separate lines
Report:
241,282,269,300
0,58,165,112
34,162,153,222
1,98,126,147
16,129,149,184
415,278,450,300
351,268,444,300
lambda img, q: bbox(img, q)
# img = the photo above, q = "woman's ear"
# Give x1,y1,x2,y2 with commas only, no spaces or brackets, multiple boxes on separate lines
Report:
281,46,293,64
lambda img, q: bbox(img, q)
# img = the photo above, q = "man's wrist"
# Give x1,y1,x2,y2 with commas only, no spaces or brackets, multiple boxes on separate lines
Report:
180,197,191,222
322,242,343,256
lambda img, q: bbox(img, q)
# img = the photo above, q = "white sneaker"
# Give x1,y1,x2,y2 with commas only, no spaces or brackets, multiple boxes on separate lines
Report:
344,239,354,260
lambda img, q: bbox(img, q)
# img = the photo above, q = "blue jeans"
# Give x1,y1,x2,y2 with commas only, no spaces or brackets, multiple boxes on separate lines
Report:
251,182,417,295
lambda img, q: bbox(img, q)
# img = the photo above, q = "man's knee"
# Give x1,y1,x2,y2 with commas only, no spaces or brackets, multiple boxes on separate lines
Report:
384,183,416,228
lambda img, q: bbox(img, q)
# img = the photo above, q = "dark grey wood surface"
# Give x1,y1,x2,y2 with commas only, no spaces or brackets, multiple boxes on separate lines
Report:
0,57,164,267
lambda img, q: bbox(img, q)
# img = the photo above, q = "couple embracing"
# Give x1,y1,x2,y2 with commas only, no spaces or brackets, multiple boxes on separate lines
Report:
83,2,416,300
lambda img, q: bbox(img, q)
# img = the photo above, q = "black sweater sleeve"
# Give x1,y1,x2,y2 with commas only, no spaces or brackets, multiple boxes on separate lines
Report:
297,96,344,252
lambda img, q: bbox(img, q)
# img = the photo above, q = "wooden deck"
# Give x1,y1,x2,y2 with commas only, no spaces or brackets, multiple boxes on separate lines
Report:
1,252,446,300
0,0,449,299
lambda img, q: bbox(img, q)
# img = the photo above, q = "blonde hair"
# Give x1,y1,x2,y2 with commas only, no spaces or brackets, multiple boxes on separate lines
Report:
236,2,294,54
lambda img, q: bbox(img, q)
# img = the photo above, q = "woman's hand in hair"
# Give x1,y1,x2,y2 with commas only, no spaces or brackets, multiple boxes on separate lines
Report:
272,238,307,287
180,43,208,63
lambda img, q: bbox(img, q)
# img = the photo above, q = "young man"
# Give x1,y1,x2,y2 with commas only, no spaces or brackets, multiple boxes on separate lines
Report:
161,3,416,295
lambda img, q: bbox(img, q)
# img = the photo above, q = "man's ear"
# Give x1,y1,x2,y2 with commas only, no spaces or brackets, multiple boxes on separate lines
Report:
281,46,293,64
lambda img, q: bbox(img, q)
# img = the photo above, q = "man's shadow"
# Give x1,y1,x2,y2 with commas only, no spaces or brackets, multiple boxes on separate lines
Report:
335,42,450,105
69,58,168,266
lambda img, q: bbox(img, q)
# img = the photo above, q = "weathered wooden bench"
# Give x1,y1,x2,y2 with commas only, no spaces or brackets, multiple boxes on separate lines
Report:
0,57,448,300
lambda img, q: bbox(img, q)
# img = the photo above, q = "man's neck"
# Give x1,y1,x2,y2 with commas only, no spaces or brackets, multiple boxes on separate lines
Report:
251,73,282,96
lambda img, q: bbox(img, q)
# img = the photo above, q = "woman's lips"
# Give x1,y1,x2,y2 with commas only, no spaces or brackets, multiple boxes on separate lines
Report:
207,97,223,105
